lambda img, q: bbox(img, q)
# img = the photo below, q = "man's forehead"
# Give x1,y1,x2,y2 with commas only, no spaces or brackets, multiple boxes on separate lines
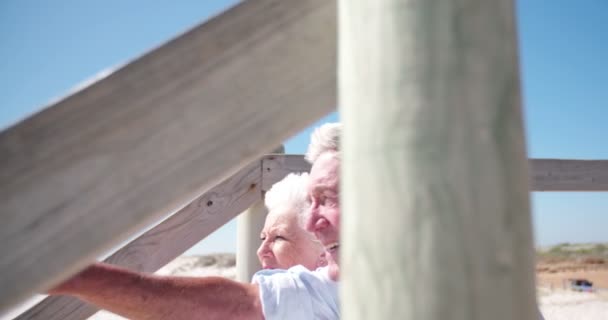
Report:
310,152,339,176
309,152,339,189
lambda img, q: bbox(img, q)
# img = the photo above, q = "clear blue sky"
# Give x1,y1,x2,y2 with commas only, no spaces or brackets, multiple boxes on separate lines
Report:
1,0,606,254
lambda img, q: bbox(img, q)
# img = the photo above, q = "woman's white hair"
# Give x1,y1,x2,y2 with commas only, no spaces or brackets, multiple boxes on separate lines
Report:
304,122,341,163
264,172,310,223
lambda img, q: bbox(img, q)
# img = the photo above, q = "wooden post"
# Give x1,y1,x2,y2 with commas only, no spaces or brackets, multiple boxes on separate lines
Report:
339,1,538,320
236,200,268,282
236,146,284,282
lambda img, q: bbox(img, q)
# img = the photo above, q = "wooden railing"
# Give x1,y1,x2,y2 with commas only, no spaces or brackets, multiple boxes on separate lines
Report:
12,154,608,319
14,160,262,320
263,155,608,192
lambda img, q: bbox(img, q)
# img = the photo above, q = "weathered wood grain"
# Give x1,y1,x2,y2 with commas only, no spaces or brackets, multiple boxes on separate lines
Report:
14,160,262,320
339,0,537,319
262,155,608,192
0,0,336,311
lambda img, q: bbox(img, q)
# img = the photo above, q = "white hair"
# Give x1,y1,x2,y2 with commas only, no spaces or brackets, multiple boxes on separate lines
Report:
304,122,342,163
264,172,310,222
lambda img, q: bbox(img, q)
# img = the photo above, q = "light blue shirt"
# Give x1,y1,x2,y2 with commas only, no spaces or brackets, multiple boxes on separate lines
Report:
252,265,339,320
253,266,543,320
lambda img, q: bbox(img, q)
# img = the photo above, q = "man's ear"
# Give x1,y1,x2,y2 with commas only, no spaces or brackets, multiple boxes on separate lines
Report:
316,252,328,267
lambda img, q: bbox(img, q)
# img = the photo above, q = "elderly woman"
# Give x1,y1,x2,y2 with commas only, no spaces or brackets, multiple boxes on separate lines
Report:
257,172,326,271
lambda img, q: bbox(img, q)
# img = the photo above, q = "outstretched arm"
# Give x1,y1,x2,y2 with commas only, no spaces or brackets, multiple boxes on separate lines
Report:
50,262,264,320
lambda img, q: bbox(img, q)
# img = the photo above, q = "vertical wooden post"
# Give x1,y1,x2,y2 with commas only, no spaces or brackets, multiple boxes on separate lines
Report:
236,200,267,282
236,146,284,282
339,1,538,320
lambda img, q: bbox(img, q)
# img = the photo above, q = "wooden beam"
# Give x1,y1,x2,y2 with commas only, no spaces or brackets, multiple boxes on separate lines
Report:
15,160,261,320
262,154,311,191
0,0,336,311
531,159,608,191
345,0,537,318
262,155,608,192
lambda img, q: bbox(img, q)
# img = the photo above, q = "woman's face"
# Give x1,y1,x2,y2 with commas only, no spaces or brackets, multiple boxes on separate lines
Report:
257,206,325,270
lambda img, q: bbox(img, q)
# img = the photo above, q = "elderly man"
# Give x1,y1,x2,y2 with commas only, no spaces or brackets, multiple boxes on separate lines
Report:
49,123,342,320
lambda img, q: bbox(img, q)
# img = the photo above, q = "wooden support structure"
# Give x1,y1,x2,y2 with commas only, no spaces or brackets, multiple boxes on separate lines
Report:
531,159,608,191
339,0,537,319
236,200,267,282
0,0,336,312
2,0,606,318
14,160,262,320
262,155,608,192
10,154,604,319
236,146,284,282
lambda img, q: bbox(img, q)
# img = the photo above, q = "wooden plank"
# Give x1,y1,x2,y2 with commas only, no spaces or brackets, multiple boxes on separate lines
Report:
341,0,538,319
15,160,261,320
262,155,608,192
0,0,336,312
262,154,311,191
531,159,608,191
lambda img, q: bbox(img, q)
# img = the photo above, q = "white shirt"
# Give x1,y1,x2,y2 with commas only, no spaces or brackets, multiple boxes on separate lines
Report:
252,265,339,320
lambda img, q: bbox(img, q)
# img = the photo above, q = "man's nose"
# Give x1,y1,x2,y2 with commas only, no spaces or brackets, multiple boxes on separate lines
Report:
313,217,329,232
305,210,318,232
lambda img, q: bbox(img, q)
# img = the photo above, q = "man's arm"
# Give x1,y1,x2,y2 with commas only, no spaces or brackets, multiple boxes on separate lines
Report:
49,262,264,320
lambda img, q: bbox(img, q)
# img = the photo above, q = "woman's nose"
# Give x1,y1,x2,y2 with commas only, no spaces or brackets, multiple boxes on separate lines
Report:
257,241,270,257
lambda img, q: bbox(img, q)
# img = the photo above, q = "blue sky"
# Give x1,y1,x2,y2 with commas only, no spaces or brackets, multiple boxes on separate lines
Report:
1,1,606,254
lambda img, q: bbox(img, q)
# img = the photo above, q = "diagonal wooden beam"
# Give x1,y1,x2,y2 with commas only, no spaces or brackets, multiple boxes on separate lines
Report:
15,160,261,320
0,0,336,312
262,155,608,192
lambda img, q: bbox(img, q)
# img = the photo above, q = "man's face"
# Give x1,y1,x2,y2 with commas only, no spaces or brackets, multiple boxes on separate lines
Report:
306,152,340,279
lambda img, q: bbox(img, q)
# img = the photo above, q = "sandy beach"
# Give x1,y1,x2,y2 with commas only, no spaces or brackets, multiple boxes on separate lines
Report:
536,243,608,320
538,288,608,320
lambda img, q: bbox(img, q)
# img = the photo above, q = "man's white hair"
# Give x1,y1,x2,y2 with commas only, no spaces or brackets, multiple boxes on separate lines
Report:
304,122,342,163
264,172,310,222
